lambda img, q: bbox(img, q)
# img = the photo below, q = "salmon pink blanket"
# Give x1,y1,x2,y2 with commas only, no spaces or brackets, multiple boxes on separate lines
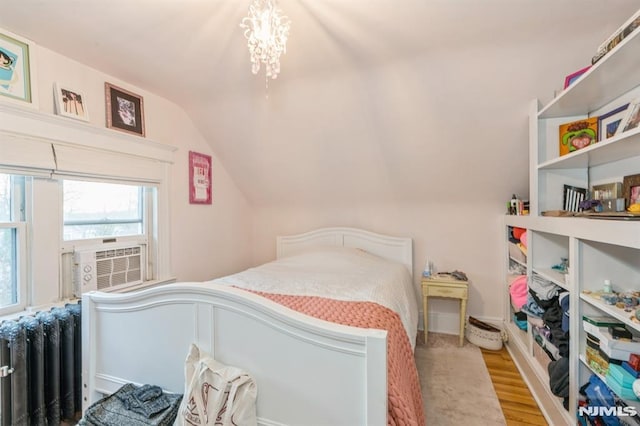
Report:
255,291,425,426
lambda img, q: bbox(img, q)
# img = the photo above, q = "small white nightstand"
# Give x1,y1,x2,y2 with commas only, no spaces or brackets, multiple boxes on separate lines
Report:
421,274,469,347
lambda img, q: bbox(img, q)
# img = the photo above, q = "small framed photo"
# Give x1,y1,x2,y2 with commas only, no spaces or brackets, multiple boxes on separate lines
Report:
54,83,89,121
598,103,629,141
617,99,640,136
591,182,622,200
563,66,591,89
189,151,212,205
105,82,145,137
563,184,587,212
0,28,37,106
622,173,640,208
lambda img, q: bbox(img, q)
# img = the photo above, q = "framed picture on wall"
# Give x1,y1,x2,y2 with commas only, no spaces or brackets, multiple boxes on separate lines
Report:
189,151,212,205
105,82,145,136
54,82,89,121
0,27,37,106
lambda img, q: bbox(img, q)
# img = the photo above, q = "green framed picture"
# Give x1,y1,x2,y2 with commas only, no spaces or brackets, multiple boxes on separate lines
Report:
0,28,36,106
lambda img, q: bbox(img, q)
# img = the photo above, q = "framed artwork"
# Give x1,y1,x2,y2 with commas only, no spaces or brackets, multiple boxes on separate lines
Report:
623,173,640,208
54,82,89,121
597,103,629,141
189,151,212,205
558,117,598,156
0,28,37,106
591,182,622,200
617,99,640,135
105,82,145,136
563,66,591,89
563,184,587,212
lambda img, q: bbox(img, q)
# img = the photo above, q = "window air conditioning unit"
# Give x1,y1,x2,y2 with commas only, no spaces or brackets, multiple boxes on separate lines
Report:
74,245,145,295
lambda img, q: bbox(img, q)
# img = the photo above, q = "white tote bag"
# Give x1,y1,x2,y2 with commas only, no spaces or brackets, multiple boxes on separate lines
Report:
175,344,257,426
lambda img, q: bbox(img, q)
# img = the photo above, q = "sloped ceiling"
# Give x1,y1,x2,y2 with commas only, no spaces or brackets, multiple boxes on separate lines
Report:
2,0,639,206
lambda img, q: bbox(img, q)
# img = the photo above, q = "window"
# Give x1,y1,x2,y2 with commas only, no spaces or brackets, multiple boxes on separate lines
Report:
0,174,26,313
63,180,144,241
60,179,156,294
0,103,174,312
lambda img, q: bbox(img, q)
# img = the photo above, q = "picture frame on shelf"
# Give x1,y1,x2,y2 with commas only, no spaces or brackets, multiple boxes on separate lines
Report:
559,117,598,156
622,173,640,208
105,82,145,137
563,66,591,89
597,103,629,141
563,184,587,212
54,82,89,122
616,99,640,136
189,151,212,205
591,182,622,200
0,27,37,106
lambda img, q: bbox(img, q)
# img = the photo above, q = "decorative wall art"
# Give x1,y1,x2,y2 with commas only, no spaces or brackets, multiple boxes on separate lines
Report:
105,82,145,136
54,82,89,121
0,28,36,106
189,151,212,205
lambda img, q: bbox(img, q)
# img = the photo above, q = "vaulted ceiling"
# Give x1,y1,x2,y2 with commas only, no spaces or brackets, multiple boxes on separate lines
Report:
2,1,639,206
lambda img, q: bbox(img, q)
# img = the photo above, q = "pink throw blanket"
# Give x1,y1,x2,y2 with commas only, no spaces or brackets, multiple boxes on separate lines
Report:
255,291,425,426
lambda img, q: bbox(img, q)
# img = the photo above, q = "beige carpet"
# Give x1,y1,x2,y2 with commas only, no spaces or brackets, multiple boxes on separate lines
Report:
415,333,507,426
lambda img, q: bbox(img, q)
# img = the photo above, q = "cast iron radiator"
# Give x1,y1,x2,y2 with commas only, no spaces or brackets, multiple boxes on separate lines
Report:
0,302,82,426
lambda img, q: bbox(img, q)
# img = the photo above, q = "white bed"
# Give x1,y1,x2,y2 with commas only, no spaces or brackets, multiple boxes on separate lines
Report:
82,227,421,426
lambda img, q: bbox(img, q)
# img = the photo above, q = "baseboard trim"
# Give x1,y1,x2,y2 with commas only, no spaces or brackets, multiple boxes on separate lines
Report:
419,312,503,335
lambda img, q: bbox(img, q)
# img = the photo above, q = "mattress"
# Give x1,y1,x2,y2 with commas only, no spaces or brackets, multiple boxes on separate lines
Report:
209,246,420,349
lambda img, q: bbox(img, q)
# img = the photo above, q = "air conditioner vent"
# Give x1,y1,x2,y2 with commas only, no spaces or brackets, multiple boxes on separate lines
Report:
74,245,145,295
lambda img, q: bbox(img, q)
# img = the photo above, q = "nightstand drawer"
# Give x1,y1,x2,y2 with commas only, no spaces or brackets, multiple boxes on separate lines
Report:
425,285,467,299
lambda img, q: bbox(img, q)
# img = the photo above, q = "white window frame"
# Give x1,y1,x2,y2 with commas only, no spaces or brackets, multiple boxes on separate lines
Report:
59,182,159,295
0,173,28,315
0,225,27,315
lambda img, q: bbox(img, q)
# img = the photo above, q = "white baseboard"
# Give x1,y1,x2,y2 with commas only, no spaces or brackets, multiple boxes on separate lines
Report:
419,311,504,335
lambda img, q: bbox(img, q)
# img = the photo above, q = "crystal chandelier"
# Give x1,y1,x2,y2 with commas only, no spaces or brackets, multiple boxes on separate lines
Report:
240,0,291,80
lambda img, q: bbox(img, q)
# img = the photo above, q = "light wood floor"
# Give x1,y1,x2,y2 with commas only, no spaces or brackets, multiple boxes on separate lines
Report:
481,346,549,426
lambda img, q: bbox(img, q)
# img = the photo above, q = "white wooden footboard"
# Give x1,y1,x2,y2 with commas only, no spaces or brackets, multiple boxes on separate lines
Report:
82,282,387,426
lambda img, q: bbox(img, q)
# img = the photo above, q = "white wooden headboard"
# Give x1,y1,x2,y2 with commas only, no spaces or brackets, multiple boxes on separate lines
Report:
276,227,413,277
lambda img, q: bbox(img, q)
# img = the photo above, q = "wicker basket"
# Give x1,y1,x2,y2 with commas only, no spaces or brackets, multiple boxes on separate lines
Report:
465,316,507,351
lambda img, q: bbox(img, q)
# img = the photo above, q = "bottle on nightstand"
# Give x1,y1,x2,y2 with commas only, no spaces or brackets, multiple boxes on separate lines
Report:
422,260,434,278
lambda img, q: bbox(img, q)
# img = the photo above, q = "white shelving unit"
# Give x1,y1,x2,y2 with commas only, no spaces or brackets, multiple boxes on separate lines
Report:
503,14,640,425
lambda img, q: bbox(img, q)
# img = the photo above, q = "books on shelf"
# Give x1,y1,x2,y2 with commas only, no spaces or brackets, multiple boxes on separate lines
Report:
592,9,640,64
583,314,624,327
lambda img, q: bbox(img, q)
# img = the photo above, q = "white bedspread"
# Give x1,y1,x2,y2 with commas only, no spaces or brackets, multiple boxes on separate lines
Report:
209,246,419,349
